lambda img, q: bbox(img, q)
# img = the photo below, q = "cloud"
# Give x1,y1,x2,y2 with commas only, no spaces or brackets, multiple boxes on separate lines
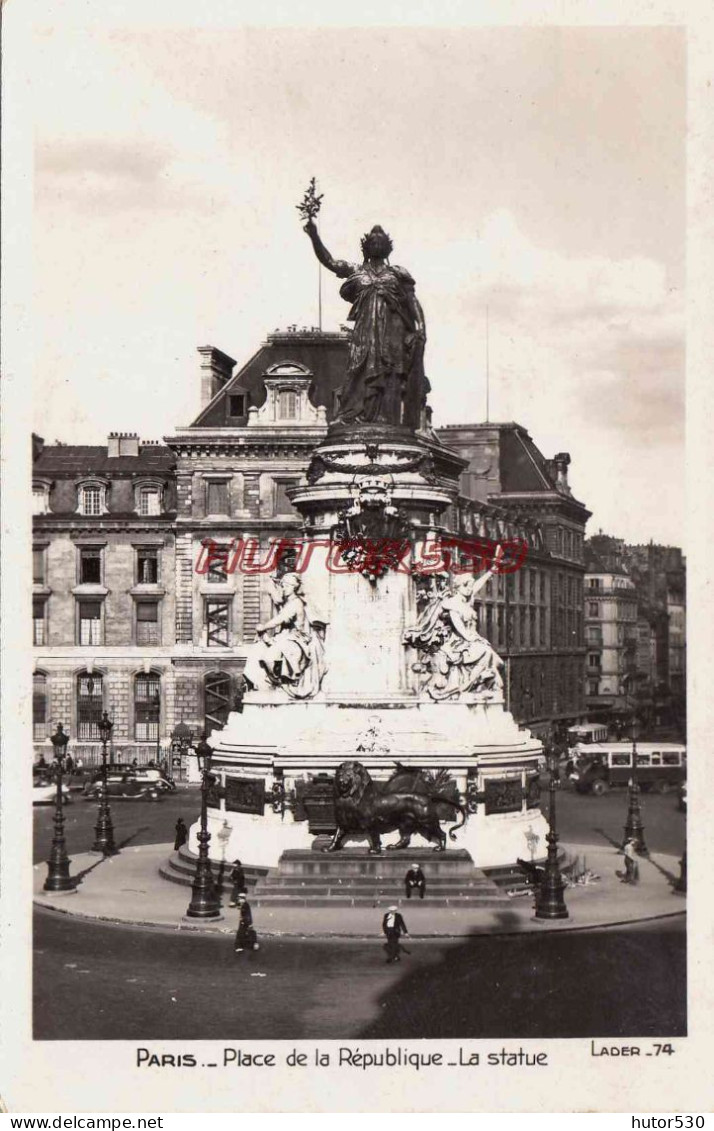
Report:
420,209,683,447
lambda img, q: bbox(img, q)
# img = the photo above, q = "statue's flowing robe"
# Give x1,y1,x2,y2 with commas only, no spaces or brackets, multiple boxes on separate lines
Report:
337,263,429,427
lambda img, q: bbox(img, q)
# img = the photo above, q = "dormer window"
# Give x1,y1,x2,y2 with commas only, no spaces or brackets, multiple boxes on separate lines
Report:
278,390,298,420
33,482,51,515
77,479,108,517
228,393,247,417
81,486,103,515
133,479,164,517
138,486,161,516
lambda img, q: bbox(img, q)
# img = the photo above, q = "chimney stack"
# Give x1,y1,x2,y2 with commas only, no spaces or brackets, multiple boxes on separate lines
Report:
198,346,236,408
108,432,140,457
552,452,572,496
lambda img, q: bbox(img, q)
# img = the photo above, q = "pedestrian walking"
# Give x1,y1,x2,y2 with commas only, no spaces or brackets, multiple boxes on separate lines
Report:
404,863,426,900
174,816,188,851
228,859,247,906
621,837,640,885
234,894,258,953
382,905,409,963
65,754,74,774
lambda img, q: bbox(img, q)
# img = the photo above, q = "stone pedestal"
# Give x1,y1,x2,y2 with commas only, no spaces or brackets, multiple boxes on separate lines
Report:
185,423,549,877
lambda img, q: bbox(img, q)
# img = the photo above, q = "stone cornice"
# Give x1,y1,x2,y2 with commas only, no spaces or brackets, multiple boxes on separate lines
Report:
33,517,176,533
165,432,327,460
491,491,591,523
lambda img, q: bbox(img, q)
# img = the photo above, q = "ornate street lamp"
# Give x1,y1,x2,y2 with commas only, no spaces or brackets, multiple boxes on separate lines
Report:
43,723,75,893
623,714,649,856
152,691,161,767
91,711,118,856
534,745,569,920
185,734,222,920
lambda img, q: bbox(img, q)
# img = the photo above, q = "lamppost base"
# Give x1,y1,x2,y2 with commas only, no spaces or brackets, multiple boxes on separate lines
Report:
43,871,76,894
536,900,570,918
534,878,569,920
182,911,225,922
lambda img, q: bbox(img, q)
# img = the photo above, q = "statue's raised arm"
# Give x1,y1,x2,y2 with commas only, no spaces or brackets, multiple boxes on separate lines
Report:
303,218,354,279
295,179,430,428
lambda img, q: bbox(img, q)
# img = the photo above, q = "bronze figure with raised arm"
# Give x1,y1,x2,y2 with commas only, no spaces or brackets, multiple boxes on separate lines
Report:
302,213,430,429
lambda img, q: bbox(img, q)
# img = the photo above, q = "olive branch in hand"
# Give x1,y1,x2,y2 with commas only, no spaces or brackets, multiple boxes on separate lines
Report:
296,177,323,222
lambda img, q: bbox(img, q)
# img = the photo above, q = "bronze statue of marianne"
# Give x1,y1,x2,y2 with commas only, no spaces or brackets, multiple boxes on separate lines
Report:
302,217,431,430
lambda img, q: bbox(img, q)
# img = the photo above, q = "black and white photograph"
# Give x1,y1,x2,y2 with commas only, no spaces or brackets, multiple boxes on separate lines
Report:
2,0,712,1116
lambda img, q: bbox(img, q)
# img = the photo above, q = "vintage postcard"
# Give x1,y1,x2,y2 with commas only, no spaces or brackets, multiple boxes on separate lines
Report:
1,0,712,1116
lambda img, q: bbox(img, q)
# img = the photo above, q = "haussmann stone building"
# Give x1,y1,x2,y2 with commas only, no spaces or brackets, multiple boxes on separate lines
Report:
32,327,590,764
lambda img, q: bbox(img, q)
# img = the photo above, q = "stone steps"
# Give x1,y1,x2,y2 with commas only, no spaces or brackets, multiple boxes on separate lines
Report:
158,849,271,893
250,847,508,907
158,845,512,906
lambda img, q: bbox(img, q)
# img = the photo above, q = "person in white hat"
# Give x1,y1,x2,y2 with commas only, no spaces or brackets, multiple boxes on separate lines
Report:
382,905,409,963
622,838,640,885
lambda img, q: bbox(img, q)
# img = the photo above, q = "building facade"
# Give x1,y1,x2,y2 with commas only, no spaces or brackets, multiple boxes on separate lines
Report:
623,542,687,728
583,540,639,718
439,424,590,738
32,328,592,762
581,535,686,731
32,432,177,761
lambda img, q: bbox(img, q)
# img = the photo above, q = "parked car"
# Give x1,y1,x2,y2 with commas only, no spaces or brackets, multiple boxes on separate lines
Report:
86,764,174,793
83,774,164,802
33,780,71,805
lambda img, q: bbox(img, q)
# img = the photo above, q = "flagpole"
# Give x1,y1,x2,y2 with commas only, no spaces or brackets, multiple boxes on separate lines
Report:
485,305,490,422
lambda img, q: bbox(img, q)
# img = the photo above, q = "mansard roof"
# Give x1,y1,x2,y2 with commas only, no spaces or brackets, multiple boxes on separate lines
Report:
192,328,350,428
32,444,175,478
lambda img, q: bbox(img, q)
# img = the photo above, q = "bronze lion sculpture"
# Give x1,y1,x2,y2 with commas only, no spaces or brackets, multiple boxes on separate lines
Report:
324,760,466,854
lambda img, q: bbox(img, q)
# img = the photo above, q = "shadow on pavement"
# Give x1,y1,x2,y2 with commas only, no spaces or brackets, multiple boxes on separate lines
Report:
71,827,151,886
357,920,686,1040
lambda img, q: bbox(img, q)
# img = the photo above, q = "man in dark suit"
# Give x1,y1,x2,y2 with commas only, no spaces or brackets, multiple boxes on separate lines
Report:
228,859,247,906
404,863,426,900
382,906,408,963
234,894,258,952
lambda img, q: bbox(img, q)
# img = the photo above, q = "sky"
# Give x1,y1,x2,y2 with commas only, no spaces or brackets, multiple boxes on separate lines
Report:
32,24,685,545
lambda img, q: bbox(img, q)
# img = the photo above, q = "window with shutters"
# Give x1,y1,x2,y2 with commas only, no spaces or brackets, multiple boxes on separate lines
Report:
135,672,160,741
274,478,297,514
138,486,162,516
136,601,160,646
79,547,102,585
136,547,159,585
33,548,46,585
205,598,231,647
77,673,103,739
206,543,230,584
78,601,102,645
206,481,229,515
204,671,232,732
33,599,46,645
277,390,298,419
33,672,48,740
